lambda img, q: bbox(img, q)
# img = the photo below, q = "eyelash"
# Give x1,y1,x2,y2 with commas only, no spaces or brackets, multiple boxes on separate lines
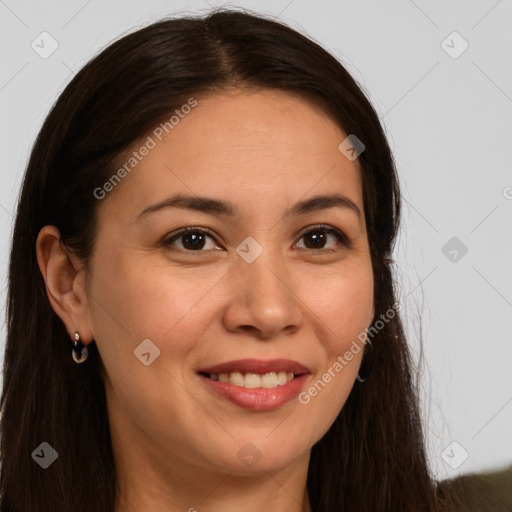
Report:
162,224,351,253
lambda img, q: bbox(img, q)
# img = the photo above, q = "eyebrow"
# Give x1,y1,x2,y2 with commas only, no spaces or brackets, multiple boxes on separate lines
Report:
135,192,362,223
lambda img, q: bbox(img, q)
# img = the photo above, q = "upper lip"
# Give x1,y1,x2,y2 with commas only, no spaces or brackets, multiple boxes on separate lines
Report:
198,358,310,375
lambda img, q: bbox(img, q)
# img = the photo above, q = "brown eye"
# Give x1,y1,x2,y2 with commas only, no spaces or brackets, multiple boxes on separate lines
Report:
295,225,351,251
163,228,220,252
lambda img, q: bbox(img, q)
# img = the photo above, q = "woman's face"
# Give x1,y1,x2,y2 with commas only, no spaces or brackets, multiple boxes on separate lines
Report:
83,89,374,478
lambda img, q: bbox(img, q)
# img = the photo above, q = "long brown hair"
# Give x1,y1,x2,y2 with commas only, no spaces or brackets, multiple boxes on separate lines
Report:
0,7,462,511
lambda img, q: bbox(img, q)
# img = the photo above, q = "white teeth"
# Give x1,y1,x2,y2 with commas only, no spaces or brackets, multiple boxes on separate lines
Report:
209,371,296,388
230,371,245,387
244,373,261,388
261,372,278,388
277,371,287,385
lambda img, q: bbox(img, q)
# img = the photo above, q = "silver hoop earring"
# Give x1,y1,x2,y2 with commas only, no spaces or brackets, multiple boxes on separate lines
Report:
356,339,374,383
72,332,88,364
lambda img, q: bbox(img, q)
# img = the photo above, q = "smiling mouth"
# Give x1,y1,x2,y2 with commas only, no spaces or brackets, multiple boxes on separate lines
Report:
197,359,311,411
199,370,300,389
197,358,310,390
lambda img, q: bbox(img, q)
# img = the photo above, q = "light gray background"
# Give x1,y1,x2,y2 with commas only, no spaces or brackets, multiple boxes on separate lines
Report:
1,0,511,481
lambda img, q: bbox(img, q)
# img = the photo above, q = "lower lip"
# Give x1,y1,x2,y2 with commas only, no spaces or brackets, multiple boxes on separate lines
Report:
198,373,310,411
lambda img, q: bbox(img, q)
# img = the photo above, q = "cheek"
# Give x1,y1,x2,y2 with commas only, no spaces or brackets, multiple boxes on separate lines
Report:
299,262,373,415
312,263,374,349
88,252,226,368
89,257,221,438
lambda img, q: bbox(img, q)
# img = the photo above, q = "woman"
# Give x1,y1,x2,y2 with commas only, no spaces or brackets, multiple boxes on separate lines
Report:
0,7,463,512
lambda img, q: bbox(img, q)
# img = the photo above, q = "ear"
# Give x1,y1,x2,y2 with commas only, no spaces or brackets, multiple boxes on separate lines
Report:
35,225,94,345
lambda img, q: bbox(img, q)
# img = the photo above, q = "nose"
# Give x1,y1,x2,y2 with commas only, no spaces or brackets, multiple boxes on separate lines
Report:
222,247,304,340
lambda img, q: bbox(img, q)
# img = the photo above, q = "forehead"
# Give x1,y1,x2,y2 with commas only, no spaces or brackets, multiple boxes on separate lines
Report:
99,89,364,223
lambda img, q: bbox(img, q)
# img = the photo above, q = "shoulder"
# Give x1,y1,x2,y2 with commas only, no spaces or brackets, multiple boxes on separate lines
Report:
438,464,512,511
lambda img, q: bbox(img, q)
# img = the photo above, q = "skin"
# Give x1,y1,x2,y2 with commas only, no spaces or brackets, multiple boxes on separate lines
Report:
36,88,375,512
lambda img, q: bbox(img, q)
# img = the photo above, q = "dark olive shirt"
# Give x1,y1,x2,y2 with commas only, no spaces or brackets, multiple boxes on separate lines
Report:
440,464,512,511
